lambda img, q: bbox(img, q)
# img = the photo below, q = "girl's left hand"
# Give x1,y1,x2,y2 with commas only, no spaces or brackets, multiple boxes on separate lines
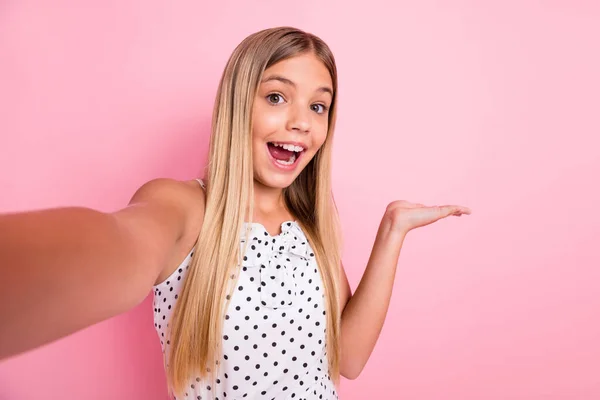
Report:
385,200,472,235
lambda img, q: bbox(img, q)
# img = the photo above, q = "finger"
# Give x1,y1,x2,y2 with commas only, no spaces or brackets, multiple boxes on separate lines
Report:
456,206,471,215
427,206,459,218
444,205,471,216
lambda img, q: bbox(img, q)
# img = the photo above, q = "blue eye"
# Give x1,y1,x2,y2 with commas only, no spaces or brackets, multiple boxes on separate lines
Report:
267,93,285,105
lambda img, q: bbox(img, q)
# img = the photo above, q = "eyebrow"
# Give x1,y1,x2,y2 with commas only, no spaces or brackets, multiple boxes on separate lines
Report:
261,75,333,97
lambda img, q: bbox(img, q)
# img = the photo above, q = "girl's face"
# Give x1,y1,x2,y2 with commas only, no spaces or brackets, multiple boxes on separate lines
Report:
251,52,334,190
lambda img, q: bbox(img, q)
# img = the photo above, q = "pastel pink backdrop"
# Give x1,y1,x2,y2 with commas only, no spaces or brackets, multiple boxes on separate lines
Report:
1,1,598,399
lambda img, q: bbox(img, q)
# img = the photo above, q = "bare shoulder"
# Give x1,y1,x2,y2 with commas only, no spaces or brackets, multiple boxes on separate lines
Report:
129,177,203,206
113,177,207,286
175,178,207,241
129,177,205,222
142,178,206,284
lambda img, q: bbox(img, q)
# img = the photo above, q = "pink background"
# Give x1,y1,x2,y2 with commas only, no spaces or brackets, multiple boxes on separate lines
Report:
1,1,599,399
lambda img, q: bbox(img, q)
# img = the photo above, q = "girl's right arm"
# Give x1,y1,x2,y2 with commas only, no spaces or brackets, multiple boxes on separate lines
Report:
0,178,202,360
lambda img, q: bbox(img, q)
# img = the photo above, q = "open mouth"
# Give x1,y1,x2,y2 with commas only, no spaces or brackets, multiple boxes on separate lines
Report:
267,142,305,167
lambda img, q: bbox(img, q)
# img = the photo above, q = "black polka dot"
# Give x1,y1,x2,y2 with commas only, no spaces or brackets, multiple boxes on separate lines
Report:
151,225,331,397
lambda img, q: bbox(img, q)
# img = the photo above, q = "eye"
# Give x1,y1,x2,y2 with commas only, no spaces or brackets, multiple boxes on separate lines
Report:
310,103,328,114
266,93,285,105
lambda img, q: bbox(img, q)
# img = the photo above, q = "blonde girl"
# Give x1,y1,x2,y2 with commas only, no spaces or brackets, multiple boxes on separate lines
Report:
0,26,471,399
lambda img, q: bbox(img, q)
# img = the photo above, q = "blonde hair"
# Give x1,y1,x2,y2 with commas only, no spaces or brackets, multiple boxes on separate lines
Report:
166,26,342,398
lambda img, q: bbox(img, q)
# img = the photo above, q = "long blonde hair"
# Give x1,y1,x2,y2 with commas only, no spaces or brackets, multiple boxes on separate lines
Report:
167,26,342,398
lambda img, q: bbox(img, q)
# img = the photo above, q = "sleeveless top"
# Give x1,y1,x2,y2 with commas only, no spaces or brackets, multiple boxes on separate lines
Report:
152,179,339,400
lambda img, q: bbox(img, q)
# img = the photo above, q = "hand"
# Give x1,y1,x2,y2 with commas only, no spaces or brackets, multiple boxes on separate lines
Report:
385,200,472,234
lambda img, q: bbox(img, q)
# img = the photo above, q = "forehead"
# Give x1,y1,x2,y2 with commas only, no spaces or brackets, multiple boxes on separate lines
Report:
263,53,333,90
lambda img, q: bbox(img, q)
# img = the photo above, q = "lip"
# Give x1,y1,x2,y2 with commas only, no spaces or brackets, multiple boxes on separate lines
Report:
266,143,304,171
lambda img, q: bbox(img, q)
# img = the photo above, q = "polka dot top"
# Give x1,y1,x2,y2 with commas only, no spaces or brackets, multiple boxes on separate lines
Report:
152,179,339,400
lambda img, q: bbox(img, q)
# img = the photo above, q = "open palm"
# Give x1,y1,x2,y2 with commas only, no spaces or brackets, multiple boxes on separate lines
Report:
386,200,472,234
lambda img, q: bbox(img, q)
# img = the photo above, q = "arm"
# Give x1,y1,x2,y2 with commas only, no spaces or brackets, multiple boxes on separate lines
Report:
339,201,471,379
0,178,196,360
339,214,404,380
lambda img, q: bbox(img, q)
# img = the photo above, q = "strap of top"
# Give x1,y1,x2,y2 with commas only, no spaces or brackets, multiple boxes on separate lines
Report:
195,178,206,190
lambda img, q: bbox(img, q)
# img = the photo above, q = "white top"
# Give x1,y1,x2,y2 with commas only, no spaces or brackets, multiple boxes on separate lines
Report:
152,179,339,399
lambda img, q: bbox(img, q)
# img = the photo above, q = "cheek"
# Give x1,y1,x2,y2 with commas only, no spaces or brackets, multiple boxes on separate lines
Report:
252,107,285,139
313,124,329,148
302,131,328,166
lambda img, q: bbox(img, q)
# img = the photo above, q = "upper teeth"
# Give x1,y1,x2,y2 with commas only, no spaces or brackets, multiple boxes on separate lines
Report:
273,143,304,152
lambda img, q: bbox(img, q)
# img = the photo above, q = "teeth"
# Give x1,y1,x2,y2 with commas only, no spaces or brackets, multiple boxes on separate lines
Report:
273,142,304,152
274,153,297,166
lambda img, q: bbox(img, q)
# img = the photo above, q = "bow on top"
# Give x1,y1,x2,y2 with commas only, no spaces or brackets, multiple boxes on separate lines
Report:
239,221,315,309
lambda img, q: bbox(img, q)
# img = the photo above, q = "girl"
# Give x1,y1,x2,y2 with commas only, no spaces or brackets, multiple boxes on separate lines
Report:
0,27,471,399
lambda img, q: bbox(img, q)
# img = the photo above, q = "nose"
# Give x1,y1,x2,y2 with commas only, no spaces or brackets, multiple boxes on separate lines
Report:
286,104,311,133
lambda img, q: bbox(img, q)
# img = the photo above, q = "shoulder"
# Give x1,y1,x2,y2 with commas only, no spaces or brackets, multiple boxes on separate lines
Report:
126,177,207,285
177,178,207,240
130,177,203,203
132,176,206,237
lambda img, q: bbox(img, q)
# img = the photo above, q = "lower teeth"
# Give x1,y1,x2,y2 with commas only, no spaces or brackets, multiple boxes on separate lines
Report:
275,153,296,166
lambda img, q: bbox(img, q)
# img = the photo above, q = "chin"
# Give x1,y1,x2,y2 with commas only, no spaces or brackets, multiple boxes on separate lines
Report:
256,172,299,189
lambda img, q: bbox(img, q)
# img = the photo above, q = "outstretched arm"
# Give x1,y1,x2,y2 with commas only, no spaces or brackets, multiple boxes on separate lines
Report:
0,178,200,360
339,201,471,379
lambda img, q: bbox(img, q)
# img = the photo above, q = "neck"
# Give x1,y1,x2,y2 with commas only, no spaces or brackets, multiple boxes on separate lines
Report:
251,179,286,217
